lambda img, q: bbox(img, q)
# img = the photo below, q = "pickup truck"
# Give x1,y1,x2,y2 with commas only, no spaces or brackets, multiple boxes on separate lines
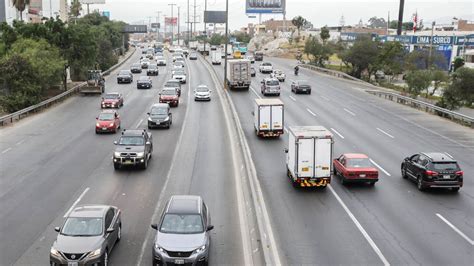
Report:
113,129,153,170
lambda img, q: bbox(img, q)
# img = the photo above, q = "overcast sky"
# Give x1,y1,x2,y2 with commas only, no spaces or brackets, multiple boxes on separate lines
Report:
84,0,474,30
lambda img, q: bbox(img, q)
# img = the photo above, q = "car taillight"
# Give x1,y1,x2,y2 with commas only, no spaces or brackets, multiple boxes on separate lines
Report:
455,171,463,176
425,170,438,176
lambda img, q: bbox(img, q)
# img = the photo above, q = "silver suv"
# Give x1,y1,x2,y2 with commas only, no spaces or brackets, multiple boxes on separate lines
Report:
261,78,281,96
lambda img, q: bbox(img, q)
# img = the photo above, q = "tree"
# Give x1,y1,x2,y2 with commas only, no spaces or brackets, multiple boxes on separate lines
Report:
304,36,332,67
368,17,387,28
70,0,82,22
320,26,330,45
405,70,431,97
341,35,379,79
232,32,251,44
292,16,308,37
430,70,448,96
209,34,225,45
12,0,30,21
377,41,405,81
452,57,465,72
450,67,474,105
405,49,446,71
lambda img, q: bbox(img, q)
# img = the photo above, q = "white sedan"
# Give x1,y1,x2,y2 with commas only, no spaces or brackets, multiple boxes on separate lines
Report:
194,85,211,101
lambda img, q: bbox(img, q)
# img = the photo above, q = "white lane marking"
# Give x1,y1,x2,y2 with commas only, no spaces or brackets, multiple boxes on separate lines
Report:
306,108,317,117
344,108,356,116
63,187,90,218
321,95,330,101
329,185,390,266
369,159,392,177
250,87,262,98
135,119,144,129
330,128,345,139
445,152,453,159
136,57,194,266
289,95,297,102
125,92,131,97
376,127,395,139
16,139,25,145
2,147,12,154
436,213,474,245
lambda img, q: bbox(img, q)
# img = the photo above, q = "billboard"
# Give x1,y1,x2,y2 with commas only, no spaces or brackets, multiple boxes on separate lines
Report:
101,11,110,18
28,0,42,15
246,0,286,14
123,25,147,33
204,11,226,23
165,17,177,25
80,0,106,4
151,23,160,28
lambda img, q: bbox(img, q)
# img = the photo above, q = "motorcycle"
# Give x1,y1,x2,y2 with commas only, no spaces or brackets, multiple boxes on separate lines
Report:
294,69,299,76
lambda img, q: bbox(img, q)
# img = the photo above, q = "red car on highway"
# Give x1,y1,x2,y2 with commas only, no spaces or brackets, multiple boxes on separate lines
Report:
333,153,379,186
159,88,179,107
101,92,124,108
95,110,121,133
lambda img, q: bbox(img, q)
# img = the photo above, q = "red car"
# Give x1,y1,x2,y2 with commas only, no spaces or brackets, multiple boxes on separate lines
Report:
95,110,121,133
101,93,124,108
333,153,379,186
159,88,179,107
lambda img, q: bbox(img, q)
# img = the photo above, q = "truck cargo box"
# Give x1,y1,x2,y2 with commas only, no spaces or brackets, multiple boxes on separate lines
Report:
254,99,284,137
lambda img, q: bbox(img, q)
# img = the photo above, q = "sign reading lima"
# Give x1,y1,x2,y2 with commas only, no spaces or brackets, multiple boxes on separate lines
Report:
341,33,474,46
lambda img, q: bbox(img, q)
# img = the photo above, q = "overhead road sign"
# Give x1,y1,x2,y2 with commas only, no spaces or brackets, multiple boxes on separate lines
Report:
151,23,160,29
123,25,147,33
204,11,226,23
246,0,286,14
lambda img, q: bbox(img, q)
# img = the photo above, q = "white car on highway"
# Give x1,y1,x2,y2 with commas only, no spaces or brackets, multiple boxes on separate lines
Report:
156,56,166,66
194,85,211,101
259,62,273,73
172,69,187,84
172,62,185,69
270,69,286,82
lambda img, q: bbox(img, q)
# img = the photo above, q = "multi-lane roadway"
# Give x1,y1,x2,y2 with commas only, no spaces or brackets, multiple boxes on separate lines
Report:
1,48,473,265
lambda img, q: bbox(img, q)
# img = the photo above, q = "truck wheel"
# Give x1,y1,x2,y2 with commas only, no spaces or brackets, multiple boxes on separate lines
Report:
114,163,120,170
142,158,148,170
417,176,425,191
401,166,408,179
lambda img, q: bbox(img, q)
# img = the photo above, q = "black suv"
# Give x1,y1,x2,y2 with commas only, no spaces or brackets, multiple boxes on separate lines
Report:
401,152,463,192
147,64,159,76
147,103,172,129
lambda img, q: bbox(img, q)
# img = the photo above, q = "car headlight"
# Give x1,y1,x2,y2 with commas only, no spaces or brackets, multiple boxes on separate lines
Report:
193,245,206,254
109,123,114,126
50,247,60,257
96,123,100,127
87,248,101,258
148,117,153,121
114,152,121,157
163,117,170,121
136,152,144,157
154,244,167,254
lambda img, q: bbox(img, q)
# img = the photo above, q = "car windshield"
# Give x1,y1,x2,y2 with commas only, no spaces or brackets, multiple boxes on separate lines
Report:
165,81,180,87
191,53,197,56
174,63,184,67
162,89,176,95
266,80,279,86
98,113,115,121
132,64,140,68
160,214,204,234
432,162,458,170
274,70,283,74
119,136,144,145
174,70,185,75
139,76,149,81
149,64,157,69
119,70,129,75
104,94,119,99
61,217,103,236
263,63,271,66
298,81,310,87
151,107,167,115
156,56,165,60
346,158,372,168
196,86,209,92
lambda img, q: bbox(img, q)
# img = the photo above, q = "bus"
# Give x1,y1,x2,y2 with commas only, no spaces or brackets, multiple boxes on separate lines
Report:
233,41,248,55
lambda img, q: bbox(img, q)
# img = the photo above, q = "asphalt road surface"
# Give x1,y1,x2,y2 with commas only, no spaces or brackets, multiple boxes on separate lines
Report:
207,55,474,265
0,50,245,265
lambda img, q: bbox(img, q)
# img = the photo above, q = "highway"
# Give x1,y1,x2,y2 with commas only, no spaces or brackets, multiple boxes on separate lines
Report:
0,47,473,266
206,55,474,265
0,50,249,265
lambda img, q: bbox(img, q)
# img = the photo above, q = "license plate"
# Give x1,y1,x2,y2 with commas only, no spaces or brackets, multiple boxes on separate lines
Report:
303,89,307,91
302,167,309,172
123,160,133,164
359,174,366,178
174,259,184,264
68,263,78,266
444,175,451,179
102,127,107,130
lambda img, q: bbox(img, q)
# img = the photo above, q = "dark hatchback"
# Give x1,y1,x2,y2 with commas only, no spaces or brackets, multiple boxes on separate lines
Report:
147,64,159,76
291,80,312,94
148,103,172,129
401,152,464,192
117,70,133,84
130,63,142,73
151,195,213,266
137,76,152,89
50,205,121,266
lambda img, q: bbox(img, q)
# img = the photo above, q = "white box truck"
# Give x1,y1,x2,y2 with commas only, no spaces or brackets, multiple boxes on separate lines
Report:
226,59,251,90
211,50,222,65
254,99,284,137
286,126,333,188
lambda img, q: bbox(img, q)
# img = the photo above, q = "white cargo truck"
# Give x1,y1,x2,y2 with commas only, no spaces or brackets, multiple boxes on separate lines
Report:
211,50,222,65
226,59,251,90
286,126,333,188
254,99,284,137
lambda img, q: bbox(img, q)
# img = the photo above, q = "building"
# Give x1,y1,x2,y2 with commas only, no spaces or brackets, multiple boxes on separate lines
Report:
2,0,21,24
1,0,68,25
262,18,295,32
458,20,474,31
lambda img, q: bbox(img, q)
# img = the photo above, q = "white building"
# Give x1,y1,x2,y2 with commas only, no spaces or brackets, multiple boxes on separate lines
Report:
1,0,68,25
1,0,21,24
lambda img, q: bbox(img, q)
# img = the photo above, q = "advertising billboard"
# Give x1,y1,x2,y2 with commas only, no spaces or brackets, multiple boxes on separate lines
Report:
204,11,226,24
151,23,160,29
80,0,106,4
246,0,286,14
28,0,42,15
123,25,147,33
165,17,177,25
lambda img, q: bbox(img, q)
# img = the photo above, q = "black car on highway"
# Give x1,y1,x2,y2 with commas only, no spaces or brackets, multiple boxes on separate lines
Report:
147,103,172,129
50,205,121,266
151,195,213,266
117,70,133,84
137,76,152,89
130,63,142,73
401,152,463,192
147,64,159,76
291,80,312,94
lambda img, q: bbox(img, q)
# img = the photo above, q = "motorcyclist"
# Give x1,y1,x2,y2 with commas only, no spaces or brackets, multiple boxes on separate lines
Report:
294,65,299,75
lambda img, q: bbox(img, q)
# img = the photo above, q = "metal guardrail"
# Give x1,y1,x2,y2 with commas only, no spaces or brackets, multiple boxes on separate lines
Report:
0,48,136,126
299,64,374,85
366,90,474,128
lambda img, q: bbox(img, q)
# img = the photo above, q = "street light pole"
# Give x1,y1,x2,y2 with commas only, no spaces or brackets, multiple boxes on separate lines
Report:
223,0,229,90
187,0,190,47
156,11,162,42
177,6,181,46
168,3,176,45
397,0,405,35
429,21,435,67
203,0,207,56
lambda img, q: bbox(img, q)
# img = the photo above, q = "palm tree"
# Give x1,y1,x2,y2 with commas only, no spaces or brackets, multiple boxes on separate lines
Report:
291,16,307,37
12,0,30,21
70,0,82,24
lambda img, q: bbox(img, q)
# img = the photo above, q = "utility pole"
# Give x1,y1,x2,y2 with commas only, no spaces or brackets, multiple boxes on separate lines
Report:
187,0,190,47
177,6,181,46
86,4,90,15
169,3,176,45
223,0,229,90
203,0,207,56
429,21,435,66
193,0,197,35
397,0,405,35
156,11,162,42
